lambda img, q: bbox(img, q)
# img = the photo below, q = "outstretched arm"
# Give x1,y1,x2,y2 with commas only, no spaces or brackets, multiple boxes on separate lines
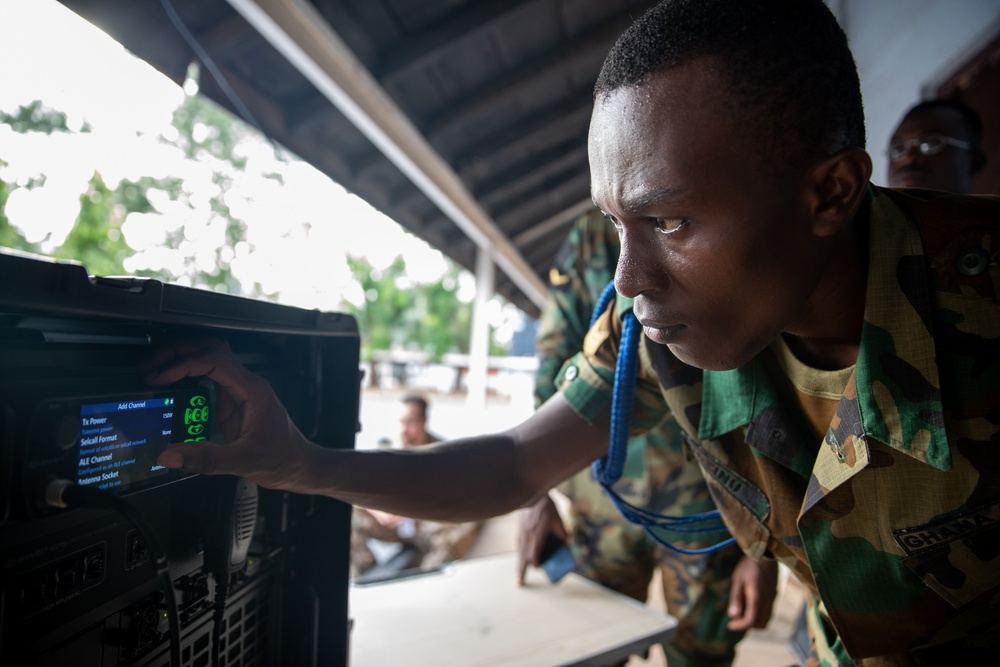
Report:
144,338,611,523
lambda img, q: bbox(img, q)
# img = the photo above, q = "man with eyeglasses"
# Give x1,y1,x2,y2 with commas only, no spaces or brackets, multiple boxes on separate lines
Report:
887,99,987,194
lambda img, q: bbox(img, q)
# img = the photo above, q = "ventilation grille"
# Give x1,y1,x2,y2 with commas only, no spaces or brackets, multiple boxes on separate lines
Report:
139,574,273,667
235,494,258,545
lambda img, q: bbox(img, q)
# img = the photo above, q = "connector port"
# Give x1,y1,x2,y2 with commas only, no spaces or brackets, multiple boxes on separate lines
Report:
125,529,149,570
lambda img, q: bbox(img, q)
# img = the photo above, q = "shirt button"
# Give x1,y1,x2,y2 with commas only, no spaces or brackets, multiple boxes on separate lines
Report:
956,247,990,276
564,365,578,381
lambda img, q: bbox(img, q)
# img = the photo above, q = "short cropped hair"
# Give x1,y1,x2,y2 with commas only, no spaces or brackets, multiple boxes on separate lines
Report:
402,394,429,421
904,99,983,148
594,0,865,170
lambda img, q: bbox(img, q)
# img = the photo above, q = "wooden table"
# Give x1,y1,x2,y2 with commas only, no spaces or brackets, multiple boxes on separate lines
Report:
349,553,677,667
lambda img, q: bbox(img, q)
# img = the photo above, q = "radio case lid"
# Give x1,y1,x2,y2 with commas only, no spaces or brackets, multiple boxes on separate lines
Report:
0,250,358,337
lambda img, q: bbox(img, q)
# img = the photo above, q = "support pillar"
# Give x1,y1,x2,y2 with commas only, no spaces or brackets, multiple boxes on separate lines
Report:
466,248,494,410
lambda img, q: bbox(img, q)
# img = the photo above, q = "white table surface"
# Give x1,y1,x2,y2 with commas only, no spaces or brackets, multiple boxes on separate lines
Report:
349,552,677,667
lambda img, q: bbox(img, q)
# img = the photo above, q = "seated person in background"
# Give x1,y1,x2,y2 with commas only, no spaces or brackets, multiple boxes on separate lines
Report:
886,99,986,193
350,395,481,576
398,394,443,447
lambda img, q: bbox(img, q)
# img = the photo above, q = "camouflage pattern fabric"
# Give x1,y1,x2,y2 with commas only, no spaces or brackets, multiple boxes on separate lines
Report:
537,209,745,667
535,209,625,406
558,187,1000,666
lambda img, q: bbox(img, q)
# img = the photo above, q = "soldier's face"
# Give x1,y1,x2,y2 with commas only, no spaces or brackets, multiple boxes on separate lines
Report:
400,402,426,447
887,106,977,194
589,57,829,371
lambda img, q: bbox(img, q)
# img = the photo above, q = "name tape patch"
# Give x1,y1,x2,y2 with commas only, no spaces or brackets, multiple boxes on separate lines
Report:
686,435,771,523
892,500,1000,557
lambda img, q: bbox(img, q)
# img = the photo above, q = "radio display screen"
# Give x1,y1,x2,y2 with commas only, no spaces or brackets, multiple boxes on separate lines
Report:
75,388,212,493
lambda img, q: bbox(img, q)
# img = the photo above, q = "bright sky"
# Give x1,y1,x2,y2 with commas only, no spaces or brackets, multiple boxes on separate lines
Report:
0,0,506,320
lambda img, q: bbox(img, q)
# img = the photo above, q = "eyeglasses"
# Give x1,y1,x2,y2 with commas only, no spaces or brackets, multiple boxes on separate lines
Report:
887,133,972,162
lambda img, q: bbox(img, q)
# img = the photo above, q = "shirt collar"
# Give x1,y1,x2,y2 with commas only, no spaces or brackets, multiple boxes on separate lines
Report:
698,186,950,470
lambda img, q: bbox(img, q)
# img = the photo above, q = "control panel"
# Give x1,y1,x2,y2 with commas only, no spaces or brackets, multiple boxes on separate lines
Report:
0,251,360,666
22,382,217,507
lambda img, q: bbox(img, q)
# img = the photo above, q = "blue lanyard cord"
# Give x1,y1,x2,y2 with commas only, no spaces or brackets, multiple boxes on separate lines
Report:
599,482,736,555
588,281,735,555
591,310,640,486
647,529,737,556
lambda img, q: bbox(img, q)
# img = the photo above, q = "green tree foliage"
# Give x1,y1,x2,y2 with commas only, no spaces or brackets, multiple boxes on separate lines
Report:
0,100,76,135
1,101,192,279
171,82,248,168
345,256,416,358
162,75,270,299
1,91,254,291
2,92,509,359
52,173,177,279
343,256,488,361
0,102,73,253
412,265,472,358
163,86,255,295
0,159,37,252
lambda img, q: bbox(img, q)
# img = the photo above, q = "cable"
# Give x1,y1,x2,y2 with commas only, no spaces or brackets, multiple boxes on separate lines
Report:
45,480,183,667
588,282,736,555
201,476,258,667
211,575,229,667
158,0,263,132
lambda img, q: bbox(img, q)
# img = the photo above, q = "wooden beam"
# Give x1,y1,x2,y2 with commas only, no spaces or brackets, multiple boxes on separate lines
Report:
226,0,548,309
512,198,593,247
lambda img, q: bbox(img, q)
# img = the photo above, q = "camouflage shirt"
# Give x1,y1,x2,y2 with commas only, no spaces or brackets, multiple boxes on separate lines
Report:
535,209,623,407
557,186,1000,664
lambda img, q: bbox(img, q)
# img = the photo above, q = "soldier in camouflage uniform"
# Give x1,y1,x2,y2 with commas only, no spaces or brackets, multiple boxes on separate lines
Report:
150,1,1000,664
524,208,759,667
555,2,1000,664
562,184,1000,664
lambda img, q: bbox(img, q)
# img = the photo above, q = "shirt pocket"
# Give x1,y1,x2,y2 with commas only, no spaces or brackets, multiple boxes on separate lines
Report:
893,498,1000,608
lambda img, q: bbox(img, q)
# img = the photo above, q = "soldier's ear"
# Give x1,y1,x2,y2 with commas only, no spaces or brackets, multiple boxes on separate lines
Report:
807,147,872,238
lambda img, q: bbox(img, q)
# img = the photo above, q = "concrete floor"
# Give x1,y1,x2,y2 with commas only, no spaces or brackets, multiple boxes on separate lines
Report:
466,510,803,667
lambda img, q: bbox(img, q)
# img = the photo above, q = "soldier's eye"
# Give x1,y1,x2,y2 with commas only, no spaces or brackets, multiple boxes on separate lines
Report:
603,212,622,231
652,218,686,234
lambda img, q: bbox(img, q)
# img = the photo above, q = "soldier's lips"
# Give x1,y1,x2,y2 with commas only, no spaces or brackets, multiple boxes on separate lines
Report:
641,322,686,344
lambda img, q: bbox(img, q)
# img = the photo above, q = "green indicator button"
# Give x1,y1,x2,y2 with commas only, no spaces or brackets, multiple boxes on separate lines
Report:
184,396,210,425
184,407,209,424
